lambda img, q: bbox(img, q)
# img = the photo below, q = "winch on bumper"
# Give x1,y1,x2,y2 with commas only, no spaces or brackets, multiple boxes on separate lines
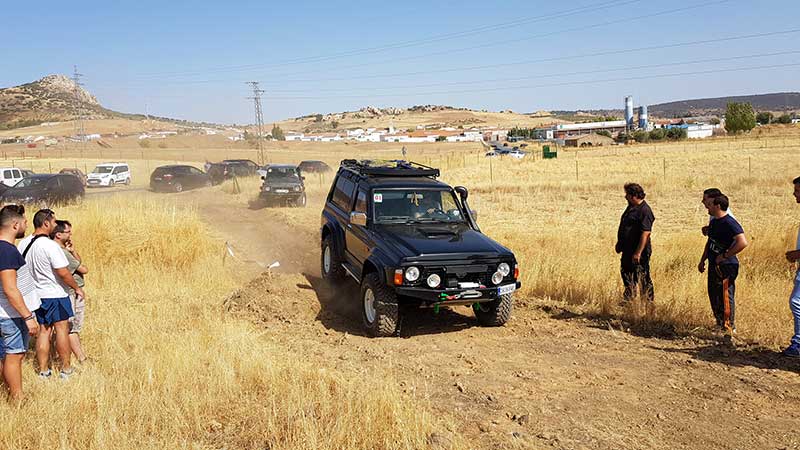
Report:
396,282,520,306
387,261,520,307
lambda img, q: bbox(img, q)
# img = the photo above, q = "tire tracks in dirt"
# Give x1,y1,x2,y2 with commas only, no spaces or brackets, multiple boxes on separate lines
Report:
190,190,800,450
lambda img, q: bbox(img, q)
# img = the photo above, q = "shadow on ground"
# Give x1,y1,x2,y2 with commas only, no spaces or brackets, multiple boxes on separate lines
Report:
538,302,800,373
301,273,479,338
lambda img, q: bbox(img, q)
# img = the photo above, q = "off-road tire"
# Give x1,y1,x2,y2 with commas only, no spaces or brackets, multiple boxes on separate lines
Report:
474,293,513,327
109,180,115,187
321,235,346,283
297,193,307,208
361,273,399,337
125,177,131,186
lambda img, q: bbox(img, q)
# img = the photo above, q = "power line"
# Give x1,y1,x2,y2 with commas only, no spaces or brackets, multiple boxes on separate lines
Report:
261,50,800,94
91,27,800,90
246,81,266,164
125,0,642,80
264,62,800,100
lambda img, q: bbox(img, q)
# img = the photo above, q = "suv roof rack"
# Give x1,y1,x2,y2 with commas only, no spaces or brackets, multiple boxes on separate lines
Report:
340,159,440,178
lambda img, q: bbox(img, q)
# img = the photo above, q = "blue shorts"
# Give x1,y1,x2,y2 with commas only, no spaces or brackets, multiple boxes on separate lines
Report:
36,297,74,325
0,317,30,356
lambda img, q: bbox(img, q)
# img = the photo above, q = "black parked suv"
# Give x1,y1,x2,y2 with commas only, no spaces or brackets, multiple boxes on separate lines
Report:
222,159,260,176
150,165,211,192
0,174,85,205
259,164,306,207
320,160,520,337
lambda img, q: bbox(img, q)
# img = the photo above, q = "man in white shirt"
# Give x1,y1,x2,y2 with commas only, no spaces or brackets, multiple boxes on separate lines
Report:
18,209,84,379
784,177,800,357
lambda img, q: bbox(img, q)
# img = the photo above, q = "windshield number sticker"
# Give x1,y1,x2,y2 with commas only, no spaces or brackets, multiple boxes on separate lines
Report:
373,193,383,203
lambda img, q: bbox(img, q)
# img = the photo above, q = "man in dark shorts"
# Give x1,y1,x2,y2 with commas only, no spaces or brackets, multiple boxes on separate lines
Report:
615,183,656,302
698,194,748,334
0,205,40,401
18,209,84,379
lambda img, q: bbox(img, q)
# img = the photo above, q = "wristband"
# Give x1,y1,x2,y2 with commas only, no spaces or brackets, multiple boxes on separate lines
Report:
23,313,35,321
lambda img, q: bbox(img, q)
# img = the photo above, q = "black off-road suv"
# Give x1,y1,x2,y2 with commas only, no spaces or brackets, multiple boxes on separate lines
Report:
320,159,520,337
259,164,307,207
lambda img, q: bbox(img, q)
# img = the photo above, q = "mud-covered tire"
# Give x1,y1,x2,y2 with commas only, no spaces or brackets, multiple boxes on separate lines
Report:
321,235,346,283
361,273,399,337
474,293,513,327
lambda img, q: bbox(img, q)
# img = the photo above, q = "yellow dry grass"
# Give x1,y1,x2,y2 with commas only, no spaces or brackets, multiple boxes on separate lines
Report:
0,196,454,449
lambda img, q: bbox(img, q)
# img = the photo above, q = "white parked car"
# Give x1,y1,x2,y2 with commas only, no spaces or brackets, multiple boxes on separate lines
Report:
508,150,527,159
0,167,24,187
87,162,131,187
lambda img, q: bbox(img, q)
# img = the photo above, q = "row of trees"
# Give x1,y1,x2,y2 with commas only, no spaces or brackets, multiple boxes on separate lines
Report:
755,111,796,125
617,127,688,143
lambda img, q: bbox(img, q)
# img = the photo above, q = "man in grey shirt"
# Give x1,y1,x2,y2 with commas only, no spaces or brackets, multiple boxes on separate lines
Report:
51,220,88,363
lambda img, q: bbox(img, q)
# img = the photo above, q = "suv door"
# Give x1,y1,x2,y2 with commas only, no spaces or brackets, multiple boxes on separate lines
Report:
45,177,62,203
187,167,206,188
11,169,21,186
329,174,358,268
345,188,372,266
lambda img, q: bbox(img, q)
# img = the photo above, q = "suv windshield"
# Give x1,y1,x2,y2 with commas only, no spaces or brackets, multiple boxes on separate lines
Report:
373,189,464,223
92,166,113,174
266,167,299,180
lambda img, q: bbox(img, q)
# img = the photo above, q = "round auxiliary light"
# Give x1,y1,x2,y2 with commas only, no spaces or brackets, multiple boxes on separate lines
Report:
405,266,420,282
427,273,441,288
491,271,504,285
498,263,511,277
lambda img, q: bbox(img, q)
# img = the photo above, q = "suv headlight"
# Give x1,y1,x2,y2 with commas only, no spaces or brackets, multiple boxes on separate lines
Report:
426,273,441,288
405,266,420,282
263,186,271,192
293,186,301,192
498,263,510,277
491,271,504,285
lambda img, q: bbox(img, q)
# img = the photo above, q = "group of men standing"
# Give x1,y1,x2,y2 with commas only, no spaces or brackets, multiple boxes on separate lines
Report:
616,180,800,357
0,206,88,401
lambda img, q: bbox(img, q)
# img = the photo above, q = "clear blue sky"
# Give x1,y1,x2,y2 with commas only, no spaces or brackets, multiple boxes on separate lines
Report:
2,0,798,124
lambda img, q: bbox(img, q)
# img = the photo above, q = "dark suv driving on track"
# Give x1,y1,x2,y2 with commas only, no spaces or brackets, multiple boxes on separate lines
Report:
259,164,306,207
320,159,520,337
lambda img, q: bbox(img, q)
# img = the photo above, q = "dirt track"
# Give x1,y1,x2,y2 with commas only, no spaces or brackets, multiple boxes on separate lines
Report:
185,189,800,450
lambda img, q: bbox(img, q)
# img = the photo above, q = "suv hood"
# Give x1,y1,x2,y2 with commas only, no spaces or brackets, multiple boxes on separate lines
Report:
376,223,510,260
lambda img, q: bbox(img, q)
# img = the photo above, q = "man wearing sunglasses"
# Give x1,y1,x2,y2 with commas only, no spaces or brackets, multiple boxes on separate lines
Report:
18,209,84,379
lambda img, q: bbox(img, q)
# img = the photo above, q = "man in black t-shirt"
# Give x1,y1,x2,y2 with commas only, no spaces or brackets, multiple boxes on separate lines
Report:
698,194,748,334
615,183,655,302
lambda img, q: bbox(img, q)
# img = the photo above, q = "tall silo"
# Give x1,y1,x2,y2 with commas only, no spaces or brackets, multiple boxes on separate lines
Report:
638,105,648,129
624,96,634,129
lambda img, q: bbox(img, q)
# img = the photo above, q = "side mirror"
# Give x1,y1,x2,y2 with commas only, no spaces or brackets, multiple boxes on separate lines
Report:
260,176,265,180
454,186,468,200
350,211,367,227
301,176,306,181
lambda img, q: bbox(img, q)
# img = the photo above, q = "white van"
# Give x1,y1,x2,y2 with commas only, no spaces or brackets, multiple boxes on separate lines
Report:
0,167,24,187
87,162,131,187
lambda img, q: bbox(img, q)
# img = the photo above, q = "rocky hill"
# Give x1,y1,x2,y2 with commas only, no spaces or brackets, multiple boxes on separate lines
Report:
0,75,115,128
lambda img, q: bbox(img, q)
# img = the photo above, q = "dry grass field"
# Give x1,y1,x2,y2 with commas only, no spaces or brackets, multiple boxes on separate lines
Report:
0,196,455,449
0,127,799,448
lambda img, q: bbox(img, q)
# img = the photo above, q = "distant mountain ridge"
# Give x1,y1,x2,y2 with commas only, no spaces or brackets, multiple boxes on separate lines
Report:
0,74,213,130
648,92,800,117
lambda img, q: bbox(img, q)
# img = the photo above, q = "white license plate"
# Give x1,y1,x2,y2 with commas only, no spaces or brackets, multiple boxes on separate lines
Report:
497,284,516,296
275,189,289,193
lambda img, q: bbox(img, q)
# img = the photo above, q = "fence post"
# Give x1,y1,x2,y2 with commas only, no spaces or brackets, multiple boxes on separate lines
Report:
748,156,751,177
575,160,579,181
663,158,666,178
489,154,493,183
49,162,52,174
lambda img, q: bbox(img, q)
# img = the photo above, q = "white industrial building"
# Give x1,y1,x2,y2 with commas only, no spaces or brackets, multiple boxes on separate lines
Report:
686,124,715,139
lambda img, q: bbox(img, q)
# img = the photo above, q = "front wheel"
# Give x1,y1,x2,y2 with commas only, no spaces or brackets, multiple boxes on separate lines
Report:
125,177,131,185
173,182,183,193
361,273,399,337
474,293,513,327
108,179,115,187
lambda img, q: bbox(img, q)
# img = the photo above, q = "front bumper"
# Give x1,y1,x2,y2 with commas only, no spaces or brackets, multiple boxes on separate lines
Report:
395,281,520,306
87,178,111,187
260,190,304,200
